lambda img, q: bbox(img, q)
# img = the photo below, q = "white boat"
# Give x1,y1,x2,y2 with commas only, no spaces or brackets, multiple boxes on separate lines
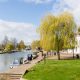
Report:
23,57,29,64
10,60,19,69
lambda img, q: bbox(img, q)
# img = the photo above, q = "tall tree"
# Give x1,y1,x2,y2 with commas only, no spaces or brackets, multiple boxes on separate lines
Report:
39,12,76,60
11,38,18,49
4,42,14,52
2,36,9,49
31,40,41,50
18,40,26,50
59,13,76,58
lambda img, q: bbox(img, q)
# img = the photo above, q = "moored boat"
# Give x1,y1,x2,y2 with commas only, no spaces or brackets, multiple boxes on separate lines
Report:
10,60,19,69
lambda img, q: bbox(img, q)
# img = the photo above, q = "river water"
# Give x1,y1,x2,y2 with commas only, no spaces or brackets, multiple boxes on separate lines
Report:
0,50,33,73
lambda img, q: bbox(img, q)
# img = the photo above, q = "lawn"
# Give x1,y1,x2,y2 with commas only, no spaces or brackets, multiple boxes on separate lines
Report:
23,59,80,80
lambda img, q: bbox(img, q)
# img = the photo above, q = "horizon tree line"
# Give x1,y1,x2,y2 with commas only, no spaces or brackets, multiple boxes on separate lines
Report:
0,36,26,52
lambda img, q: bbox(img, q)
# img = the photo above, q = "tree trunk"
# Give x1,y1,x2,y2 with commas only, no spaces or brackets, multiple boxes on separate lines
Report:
73,49,74,58
57,52,60,60
56,34,60,60
57,44,60,60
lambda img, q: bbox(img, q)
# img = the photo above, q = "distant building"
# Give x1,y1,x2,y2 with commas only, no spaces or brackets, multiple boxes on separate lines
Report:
68,34,80,54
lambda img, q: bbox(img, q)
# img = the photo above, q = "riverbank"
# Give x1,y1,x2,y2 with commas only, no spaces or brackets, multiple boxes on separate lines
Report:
0,53,43,80
5,53,43,74
0,50,33,73
0,50,20,54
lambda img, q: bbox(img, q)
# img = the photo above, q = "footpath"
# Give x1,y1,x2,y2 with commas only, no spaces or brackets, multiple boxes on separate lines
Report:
0,53,43,80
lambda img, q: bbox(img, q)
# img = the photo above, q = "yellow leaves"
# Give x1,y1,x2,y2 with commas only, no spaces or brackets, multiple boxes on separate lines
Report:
38,12,76,51
18,40,26,50
31,40,40,50
4,42,14,52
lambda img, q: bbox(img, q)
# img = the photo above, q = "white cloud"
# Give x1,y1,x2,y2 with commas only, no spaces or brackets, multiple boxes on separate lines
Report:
0,20,39,44
51,0,80,25
22,0,52,4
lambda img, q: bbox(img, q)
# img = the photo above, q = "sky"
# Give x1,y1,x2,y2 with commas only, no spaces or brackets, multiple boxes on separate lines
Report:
0,0,80,44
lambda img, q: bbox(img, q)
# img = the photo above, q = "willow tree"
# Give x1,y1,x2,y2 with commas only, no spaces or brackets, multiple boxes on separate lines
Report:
4,42,14,52
39,12,76,60
18,40,26,50
31,40,41,50
59,13,76,58
39,15,56,51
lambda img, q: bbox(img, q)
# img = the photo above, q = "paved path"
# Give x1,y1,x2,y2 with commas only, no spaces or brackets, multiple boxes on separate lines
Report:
47,53,77,60
0,53,43,80
5,53,43,75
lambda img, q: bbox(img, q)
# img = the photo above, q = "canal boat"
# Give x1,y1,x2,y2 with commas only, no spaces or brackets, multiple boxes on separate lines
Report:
9,60,19,69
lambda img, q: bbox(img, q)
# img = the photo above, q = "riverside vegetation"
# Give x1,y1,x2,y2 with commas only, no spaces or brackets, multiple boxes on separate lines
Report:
0,36,26,53
24,12,80,80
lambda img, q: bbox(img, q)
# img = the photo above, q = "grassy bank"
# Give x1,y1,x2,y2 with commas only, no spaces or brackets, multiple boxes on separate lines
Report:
23,59,80,80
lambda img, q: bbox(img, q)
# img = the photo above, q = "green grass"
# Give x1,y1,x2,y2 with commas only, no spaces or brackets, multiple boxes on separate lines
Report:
23,60,80,80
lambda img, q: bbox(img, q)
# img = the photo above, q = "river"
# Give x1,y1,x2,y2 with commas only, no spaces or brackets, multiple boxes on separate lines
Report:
0,50,33,73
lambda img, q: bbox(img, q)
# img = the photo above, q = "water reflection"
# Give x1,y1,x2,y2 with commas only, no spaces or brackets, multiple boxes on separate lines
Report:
0,50,32,72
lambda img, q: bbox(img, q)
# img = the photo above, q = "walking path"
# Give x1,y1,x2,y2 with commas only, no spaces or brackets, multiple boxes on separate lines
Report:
0,53,43,80
47,53,77,60
5,53,43,74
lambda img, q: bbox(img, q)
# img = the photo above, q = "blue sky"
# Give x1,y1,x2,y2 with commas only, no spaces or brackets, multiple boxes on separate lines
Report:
0,0,80,44
0,0,52,25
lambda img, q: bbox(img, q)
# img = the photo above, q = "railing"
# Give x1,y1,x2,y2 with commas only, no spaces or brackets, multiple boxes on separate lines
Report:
0,73,22,80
